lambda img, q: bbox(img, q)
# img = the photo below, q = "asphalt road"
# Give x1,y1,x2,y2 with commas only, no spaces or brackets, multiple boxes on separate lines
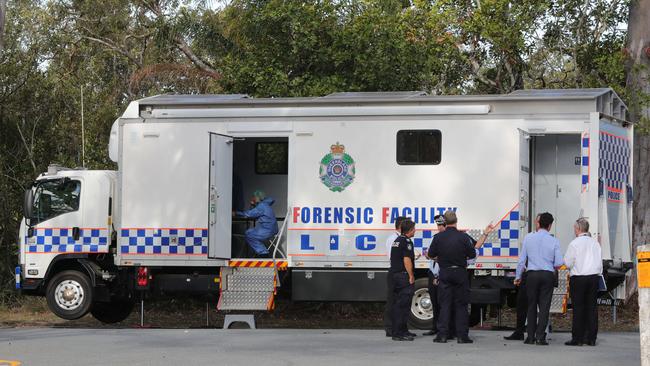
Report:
0,328,641,366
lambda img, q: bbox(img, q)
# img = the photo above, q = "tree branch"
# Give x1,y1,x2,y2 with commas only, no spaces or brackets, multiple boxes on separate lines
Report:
80,35,143,68
173,35,220,78
15,119,37,175
139,0,219,78
454,39,497,87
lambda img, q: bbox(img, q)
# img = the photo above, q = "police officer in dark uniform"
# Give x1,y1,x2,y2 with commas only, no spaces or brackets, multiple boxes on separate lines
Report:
389,219,417,341
428,210,492,344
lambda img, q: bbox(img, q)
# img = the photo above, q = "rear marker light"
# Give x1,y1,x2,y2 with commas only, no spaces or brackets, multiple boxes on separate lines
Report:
137,267,149,287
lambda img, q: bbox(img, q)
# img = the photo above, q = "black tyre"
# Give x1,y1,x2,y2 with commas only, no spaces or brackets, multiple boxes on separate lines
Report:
408,277,434,329
46,270,93,320
91,300,135,324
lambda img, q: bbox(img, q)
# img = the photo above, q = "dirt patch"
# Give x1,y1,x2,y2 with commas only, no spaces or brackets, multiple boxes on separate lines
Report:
0,294,639,331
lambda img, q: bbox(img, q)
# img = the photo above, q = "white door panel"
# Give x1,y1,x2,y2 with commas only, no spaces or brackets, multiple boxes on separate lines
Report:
208,133,233,259
533,135,581,251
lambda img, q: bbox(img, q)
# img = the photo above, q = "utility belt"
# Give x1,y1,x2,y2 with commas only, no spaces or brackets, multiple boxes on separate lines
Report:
441,265,466,270
390,270,409,275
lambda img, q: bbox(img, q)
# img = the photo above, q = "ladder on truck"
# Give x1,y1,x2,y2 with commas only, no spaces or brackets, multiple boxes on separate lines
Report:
218,209,290,311
217,260,288,311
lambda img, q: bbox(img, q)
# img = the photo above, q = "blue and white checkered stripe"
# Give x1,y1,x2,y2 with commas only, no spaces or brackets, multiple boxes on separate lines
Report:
413,230,434,249
27,228,109,253
415,208,520,257
120,228,208,255
581,133,590,188
599,132,630,191
479,210,519,257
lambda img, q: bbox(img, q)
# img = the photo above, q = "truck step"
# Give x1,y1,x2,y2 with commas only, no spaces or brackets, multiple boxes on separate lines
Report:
218,291,274,311
217,266,278,311
226,274,275,292
550,269,570,314
549,294,567,313
231,267,276,276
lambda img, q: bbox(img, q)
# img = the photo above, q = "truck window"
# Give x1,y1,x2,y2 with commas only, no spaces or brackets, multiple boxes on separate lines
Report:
255,142,288,174
32,179,81,224
396,130,442,165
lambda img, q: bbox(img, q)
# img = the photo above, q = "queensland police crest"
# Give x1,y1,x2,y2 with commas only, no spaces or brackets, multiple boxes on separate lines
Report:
319,142,356,192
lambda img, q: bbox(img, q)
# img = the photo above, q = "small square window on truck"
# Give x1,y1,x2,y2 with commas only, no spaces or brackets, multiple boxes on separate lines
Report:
396,129,442,165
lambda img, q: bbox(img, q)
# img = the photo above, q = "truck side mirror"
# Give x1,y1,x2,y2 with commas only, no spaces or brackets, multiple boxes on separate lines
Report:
23,188,34,222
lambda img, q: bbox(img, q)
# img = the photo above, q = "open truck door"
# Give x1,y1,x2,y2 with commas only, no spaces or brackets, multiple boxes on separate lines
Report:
518,129,531,235
208,133,233,259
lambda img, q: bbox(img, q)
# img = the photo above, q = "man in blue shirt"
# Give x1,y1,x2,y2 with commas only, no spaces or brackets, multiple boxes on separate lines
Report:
515,212,563,345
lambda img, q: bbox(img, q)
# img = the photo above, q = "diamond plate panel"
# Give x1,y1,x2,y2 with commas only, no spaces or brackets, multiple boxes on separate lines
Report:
226,274,275,292
219,291,274,311
549,294,567,314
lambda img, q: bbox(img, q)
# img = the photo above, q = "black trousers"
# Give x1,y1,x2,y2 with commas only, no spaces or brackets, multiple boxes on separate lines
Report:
570,275,599,343
384,271,394,332
427,271,441,332
514,272,528,335
526,270,555,340
391,272,415,337
437,267,469,339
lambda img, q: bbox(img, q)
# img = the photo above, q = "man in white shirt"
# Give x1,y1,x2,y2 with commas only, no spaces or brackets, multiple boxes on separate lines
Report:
384,216,408,337
563,217,602,347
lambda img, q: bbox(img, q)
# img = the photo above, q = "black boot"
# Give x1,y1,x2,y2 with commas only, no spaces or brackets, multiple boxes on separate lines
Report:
433,336,448,343
504,332,524,341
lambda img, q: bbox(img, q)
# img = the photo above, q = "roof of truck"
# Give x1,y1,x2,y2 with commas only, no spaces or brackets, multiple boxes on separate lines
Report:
136,88,620,103
131,88,627,120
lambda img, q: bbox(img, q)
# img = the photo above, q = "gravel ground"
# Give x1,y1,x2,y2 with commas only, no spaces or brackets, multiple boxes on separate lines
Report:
0,328,640,366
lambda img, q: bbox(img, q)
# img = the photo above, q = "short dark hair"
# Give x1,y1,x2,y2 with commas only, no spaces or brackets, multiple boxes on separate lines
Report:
394,216,408,230
539,212,554,230
434,214,446,226
400,219,415,235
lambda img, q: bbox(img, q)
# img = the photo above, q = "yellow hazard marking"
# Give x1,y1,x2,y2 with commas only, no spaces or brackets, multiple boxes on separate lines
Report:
0,360,22,366
638,251,650,288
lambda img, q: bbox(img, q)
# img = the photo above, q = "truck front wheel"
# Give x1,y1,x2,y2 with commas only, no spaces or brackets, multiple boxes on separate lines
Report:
46,270,93,320
91,300,135,324
408,277,434,329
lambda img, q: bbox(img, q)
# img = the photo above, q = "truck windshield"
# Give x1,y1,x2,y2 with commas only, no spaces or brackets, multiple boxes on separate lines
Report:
32,179,81,224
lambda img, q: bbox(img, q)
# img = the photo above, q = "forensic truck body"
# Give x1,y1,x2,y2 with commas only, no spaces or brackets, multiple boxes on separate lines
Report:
16,88,635,327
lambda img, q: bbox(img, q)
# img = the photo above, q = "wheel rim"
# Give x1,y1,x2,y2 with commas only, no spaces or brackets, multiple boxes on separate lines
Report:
411,287,433,321
54,279,85,311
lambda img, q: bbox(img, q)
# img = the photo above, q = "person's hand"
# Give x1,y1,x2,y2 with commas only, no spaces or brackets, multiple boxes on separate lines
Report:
409,275,415,285
415,252,422,260
514,279,521,286
484,222,496,235
433,278,439,286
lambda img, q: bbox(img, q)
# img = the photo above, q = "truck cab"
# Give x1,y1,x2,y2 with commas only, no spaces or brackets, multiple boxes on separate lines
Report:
18,165,117,321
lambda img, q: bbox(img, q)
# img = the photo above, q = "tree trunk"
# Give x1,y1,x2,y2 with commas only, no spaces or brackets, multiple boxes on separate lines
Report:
627,0,650,247
0,0,7,54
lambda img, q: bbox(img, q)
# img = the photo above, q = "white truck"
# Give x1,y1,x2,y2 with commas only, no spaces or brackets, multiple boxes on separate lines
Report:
16,88,635,327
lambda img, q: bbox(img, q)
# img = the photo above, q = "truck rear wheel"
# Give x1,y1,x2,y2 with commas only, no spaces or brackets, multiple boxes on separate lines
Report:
408,277,433,330
91,300,135,324
46,270,93,320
